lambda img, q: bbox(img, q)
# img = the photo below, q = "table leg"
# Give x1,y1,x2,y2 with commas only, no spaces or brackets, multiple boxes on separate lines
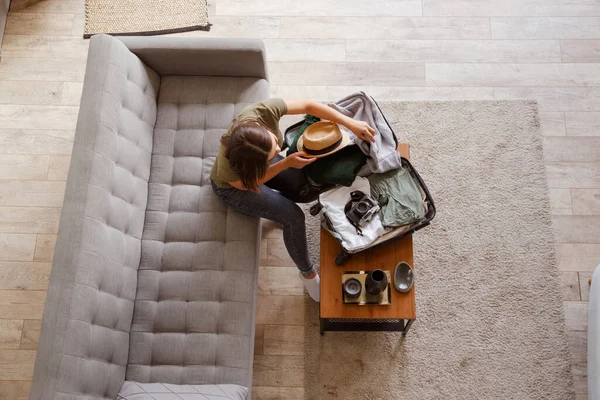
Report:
320,318,325,335
403,319,414,335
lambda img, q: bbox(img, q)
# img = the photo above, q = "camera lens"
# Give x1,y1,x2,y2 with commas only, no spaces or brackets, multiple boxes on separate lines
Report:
356,202,368,213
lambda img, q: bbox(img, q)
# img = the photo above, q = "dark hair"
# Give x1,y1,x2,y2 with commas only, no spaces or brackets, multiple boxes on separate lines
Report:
222,119,273,191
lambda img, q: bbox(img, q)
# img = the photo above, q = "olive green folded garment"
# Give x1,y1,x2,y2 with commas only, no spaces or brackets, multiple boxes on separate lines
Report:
368,167,425,228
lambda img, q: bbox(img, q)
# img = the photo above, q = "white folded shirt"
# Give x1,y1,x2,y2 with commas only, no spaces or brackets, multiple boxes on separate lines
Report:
320,176,388,252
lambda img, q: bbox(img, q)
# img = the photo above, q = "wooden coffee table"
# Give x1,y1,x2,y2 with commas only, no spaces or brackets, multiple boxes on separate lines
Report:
319,143,416,335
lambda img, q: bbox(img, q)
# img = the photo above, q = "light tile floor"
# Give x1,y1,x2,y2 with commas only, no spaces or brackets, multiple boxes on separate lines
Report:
0,0,598,398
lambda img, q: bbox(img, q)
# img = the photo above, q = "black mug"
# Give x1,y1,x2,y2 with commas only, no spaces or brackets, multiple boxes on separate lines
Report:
365,269,388,296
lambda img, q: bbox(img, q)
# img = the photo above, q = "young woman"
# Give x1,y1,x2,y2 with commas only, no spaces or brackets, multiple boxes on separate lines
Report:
210,99,376,302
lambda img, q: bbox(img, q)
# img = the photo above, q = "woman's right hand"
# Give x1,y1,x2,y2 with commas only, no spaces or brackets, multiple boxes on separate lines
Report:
284,152,317,169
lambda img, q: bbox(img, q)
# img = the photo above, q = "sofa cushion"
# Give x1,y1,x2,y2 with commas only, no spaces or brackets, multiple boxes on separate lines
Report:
118,381,248,400
126,76,269,386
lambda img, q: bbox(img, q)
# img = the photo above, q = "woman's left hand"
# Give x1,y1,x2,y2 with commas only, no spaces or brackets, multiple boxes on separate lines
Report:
349,120,376,143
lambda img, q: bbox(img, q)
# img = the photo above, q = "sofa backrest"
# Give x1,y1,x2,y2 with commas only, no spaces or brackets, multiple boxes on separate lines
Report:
30,34,160,400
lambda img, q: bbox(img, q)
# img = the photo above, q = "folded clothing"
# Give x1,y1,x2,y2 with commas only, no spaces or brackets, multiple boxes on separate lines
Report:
288,115,367,187
320,176,388,252
368,167,425,228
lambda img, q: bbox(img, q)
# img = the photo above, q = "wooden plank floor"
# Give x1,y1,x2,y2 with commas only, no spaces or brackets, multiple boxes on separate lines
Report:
0,0,597,398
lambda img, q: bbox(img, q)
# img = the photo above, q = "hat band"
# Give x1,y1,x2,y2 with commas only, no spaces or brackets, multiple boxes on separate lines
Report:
304,137,343,155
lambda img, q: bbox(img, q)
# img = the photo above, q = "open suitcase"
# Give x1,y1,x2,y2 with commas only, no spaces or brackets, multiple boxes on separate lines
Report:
283,97,436,266
311,156,436,265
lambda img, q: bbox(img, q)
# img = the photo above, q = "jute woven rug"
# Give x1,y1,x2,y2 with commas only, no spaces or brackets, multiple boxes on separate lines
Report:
303,101,576,400
84,0,210,38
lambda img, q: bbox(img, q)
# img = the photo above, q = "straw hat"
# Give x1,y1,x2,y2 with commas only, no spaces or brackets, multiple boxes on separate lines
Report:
296,121,350,158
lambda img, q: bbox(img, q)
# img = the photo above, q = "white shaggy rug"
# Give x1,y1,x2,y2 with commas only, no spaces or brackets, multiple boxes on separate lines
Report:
303,101,576,400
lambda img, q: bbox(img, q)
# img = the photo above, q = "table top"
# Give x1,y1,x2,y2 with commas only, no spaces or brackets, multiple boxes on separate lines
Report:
320,143,416,320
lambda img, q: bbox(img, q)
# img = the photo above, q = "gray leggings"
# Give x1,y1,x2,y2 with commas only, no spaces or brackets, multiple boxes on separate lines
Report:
210,155,319,276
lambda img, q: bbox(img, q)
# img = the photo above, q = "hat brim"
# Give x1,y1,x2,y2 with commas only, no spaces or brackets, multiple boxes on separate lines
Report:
296,130,351,158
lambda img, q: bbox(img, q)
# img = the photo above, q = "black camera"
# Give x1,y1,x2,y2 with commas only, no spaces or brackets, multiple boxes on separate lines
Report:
344,190,380,234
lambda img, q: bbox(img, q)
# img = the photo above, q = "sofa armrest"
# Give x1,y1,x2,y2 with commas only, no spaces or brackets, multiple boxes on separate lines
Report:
118,36,268,80
589,264,600,398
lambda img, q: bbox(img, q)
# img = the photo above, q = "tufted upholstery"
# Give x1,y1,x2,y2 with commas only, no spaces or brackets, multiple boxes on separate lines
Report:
30,34,160,400
31,34,269,400
126,76,268,387
117,381,248,400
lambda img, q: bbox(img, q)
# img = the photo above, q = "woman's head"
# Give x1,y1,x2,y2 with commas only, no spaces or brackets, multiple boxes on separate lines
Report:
222,119,281,191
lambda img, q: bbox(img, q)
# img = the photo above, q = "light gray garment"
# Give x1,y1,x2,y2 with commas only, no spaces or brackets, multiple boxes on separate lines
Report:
328,91,403,173
368,167,425,228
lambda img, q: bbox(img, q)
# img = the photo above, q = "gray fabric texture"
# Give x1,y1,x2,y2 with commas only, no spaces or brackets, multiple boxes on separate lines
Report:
118,37,268,80
328,91,402,173
368,167,425,228
117,381,248,400
126,75,268,387
30,34,267,400
30,34,160,400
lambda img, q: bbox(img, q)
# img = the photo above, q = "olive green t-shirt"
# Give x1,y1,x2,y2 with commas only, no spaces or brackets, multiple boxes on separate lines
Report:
210,98,288,189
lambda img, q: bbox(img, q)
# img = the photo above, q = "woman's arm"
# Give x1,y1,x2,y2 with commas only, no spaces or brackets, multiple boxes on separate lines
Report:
285,99,376,143
228,152,316,191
